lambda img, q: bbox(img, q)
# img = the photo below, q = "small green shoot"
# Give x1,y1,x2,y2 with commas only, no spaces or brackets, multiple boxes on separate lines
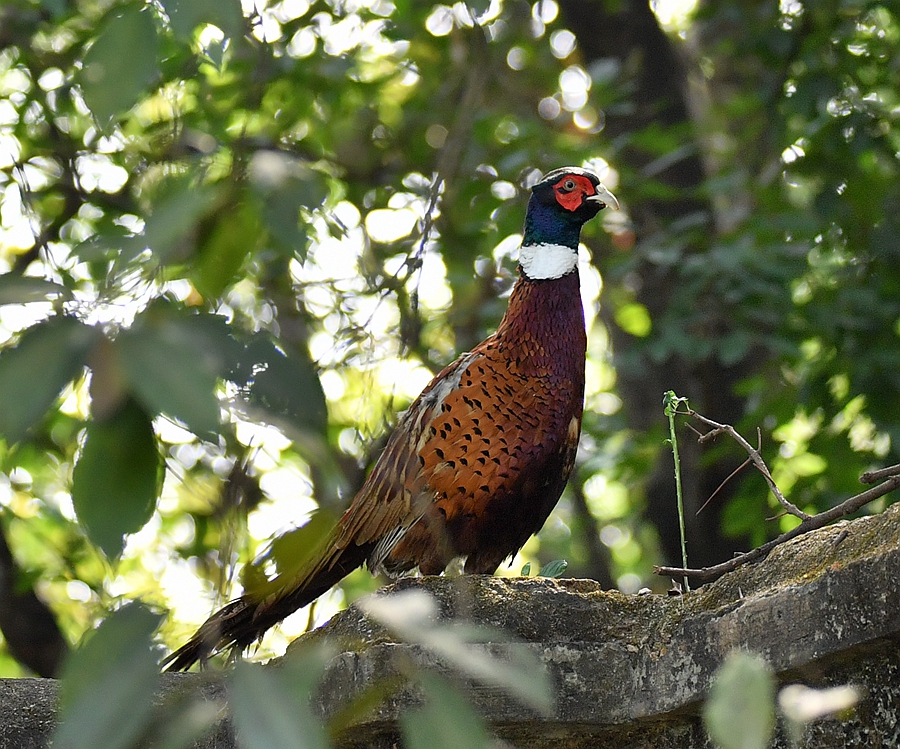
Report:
520,560,568,578
538,559,568,578
663,390,690,593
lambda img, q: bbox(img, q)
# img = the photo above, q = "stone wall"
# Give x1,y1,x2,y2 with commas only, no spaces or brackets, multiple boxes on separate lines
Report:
1,501,899,748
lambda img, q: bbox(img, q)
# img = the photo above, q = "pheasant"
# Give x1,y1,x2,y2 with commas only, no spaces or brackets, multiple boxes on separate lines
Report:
164,167,617,671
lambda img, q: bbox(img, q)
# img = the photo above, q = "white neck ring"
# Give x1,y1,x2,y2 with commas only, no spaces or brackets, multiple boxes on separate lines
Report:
518,242,578,280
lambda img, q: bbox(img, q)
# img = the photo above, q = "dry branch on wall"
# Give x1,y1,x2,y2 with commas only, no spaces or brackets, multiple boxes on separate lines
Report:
654,408,900,584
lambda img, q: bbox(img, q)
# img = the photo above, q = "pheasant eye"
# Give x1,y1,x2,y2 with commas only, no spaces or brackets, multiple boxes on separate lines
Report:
562,179,576,191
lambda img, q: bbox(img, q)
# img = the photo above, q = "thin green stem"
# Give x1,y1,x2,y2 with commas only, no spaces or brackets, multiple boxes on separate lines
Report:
663,391,690,592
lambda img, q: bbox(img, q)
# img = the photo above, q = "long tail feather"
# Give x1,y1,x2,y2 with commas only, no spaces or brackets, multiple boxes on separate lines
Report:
163,542,372,672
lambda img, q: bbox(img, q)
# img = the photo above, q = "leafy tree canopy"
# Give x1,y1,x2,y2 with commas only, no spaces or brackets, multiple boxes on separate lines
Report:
0,0,897,675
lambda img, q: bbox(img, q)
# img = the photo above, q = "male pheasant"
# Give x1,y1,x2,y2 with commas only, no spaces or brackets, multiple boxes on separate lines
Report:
164,167,617,671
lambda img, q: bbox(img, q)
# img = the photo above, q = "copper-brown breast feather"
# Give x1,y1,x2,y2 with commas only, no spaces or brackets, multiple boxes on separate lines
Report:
412,341,579,568
316,328,578,577
357,332,582,575
421,344,568,515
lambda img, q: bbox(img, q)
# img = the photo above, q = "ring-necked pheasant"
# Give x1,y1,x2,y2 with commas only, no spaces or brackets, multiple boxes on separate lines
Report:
164,167,617,671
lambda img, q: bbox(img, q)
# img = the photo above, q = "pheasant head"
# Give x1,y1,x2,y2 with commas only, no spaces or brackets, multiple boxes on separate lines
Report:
519,166,618,281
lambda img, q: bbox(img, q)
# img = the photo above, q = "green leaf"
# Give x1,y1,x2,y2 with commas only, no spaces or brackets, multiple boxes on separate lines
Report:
703,651,775,749
249,153,328,259
71,225,133,265
402,672,494,749
778,683,862,743
71,399,162,558
115,308,232,437
662,390,688,416
231,333,328,436
360,590,554,715
160,0,244,39
783,451,827,477
326,675,407,739
132,182,222,266
538,559,568,578
40,0,69,18
520,562,532,576
192,200,261,299
261,187,311,258
86,335,129,421
0,275,72,305
146,698,225,749
614,302,652,337
228,650,331,749
719,331,752,366
53,603,162,749
0,317,97,444
241,509,337,597
78,3,160,124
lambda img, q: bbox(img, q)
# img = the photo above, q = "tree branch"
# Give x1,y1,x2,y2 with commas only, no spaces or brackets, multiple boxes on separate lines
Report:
860,463,900,485
654,407,900,584
688,409,810,520
655,475,900,584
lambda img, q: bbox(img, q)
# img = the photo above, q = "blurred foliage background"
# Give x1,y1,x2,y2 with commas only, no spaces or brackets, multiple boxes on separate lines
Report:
0,0,898,679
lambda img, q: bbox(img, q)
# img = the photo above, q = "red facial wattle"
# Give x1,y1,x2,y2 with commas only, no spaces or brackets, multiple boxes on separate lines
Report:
552,174,596,211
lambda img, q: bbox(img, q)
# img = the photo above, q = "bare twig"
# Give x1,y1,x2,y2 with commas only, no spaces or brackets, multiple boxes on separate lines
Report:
688,408,810,521
860,463,900,484
655,406,900,584
695,456,750,517
655,474,900,584
384,23,490,294
359,24,489,342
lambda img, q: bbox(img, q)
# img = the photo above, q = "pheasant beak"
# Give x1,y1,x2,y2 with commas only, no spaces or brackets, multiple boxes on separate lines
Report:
586,183,619,211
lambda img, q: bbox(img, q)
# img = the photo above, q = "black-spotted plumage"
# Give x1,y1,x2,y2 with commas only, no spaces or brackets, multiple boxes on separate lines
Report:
164,167,617,671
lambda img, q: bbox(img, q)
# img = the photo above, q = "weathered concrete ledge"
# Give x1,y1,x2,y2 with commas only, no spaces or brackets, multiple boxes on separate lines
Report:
2,501,899,748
